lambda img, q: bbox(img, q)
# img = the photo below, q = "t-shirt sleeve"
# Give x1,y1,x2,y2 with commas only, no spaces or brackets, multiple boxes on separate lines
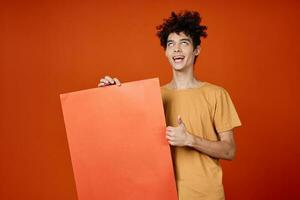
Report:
213,88,242,133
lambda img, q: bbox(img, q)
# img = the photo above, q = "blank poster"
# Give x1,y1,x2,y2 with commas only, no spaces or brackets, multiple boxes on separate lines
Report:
60,78,178,200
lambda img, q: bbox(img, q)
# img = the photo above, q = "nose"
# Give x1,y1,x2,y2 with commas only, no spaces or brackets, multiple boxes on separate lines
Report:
173,43,182,52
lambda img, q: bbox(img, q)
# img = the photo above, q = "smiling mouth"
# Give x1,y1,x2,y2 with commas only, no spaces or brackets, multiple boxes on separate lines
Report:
173,55,185,63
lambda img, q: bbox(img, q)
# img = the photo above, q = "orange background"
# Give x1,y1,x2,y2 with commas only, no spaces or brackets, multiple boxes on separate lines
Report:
1,0,299,199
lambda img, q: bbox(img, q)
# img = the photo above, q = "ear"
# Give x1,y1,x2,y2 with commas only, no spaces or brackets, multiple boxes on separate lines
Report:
194,45,201,56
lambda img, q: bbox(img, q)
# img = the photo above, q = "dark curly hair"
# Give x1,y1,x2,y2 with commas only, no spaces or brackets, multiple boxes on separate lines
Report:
156,11,207,50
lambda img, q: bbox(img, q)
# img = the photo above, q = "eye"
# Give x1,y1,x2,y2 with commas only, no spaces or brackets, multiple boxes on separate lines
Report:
167,42,174,47
181,41,189,46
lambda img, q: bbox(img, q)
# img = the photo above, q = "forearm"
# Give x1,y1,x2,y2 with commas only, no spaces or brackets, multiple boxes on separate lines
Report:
185,132,236,160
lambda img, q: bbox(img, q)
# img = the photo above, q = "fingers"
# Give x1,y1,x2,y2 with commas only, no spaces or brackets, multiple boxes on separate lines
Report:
166,129,174,145
166,131,174,137
113,78,121,86
168,141,175,146
166,134,174,146
105,76,115,84
98,75,121,87
98,82,105,87
166,135,172,140
167,138,175,146
166,126,174,137
98,78,109,87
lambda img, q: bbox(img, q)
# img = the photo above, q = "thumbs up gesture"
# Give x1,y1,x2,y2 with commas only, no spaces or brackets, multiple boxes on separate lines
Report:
166,115,192,147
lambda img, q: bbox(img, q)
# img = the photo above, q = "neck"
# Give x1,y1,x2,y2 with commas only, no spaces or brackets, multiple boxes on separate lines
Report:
170,66,199,89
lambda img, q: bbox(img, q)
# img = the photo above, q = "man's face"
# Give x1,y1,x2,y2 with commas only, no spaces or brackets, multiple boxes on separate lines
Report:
165,32,200,71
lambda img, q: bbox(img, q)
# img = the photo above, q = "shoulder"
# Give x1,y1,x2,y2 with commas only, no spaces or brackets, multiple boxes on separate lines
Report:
199,82,235,107
201,82,228,95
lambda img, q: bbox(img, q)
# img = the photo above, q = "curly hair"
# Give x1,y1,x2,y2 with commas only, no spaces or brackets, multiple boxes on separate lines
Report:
156,11,207,50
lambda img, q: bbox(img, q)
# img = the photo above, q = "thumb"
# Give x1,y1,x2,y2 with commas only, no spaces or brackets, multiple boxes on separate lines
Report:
177,115,184,126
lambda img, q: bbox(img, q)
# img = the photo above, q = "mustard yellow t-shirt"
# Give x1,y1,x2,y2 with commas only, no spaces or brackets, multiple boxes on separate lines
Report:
161,82,242,200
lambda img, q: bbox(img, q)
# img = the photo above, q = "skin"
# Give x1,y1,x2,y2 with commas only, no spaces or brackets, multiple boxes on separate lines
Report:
98,32,236,160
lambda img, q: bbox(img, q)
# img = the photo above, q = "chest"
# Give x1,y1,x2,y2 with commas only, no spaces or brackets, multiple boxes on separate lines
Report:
162,93,216,127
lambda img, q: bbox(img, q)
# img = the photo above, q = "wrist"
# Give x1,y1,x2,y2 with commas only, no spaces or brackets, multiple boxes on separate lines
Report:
184,132,195,147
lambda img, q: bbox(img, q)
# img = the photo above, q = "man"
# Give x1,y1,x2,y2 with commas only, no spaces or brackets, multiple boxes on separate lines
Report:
98,11,241,200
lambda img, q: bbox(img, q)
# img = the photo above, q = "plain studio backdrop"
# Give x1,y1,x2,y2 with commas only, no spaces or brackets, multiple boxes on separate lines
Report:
1,0,299,199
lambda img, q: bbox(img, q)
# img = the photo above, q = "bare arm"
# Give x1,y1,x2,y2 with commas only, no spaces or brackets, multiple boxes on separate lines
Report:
185,130,236,160
166,116,236,160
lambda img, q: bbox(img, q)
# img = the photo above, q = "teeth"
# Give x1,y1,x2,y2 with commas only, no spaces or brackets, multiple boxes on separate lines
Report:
174,58,184,63
173,56,185,62
173,56,184,59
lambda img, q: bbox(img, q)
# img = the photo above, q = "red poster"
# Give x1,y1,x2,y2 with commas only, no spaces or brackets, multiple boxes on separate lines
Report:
60,78,178,200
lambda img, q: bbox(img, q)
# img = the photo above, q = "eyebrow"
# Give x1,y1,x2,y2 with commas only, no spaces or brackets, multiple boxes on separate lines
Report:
180,38,192,42
167,38,192,43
